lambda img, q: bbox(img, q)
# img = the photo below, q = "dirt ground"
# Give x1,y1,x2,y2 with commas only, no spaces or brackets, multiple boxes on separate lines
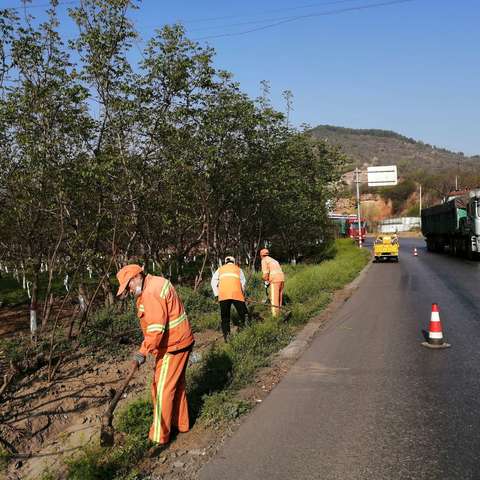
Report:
0,312,223,480
0,307,29,338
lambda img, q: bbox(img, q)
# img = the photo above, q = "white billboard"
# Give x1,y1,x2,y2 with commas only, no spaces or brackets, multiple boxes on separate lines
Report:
367,165,398,187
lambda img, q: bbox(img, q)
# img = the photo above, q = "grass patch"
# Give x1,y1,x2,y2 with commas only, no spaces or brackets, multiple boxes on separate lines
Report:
199,392,251,427
116,399,152,438
0,447,11,473
65,436,147,480
227,319,293,389
0,272,84,306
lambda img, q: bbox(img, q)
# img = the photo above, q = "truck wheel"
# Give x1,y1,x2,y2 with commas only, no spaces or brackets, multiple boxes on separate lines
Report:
426,238,433,252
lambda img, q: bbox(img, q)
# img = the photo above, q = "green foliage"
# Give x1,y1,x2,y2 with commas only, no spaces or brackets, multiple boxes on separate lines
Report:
405,203,420,217
311,125,417,143
0,447,11,472
188,346,234,421
177,285,217,315
0,275,29,305
39,469,57,480
116,399,152,438
190,311,220,332
378,179,417,214
65,435,148,480
287,239,368,303
66,446,109,480
79,308,142,351
0,337,25,364
227,319,293,389
0,3,344,308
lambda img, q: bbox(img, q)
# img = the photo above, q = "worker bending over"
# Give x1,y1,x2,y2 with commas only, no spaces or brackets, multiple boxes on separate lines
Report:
260,249,285,317
116,264,194,445
211,256,249,341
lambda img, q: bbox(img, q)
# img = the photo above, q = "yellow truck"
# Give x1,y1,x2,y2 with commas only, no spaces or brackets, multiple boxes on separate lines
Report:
373,235,399,262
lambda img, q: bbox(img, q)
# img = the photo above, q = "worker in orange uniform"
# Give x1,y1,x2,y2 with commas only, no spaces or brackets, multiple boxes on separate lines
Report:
116,264,194,445
260,249,285,317
211,256,249,341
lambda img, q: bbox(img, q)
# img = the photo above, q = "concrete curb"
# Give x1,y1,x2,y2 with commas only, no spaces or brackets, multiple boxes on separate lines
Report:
278,256,373,360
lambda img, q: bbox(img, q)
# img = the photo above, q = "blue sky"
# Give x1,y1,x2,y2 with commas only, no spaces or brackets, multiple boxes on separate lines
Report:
4,0,480,155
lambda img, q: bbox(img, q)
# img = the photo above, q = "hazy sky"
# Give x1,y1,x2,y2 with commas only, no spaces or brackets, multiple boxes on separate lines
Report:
4,0,480,155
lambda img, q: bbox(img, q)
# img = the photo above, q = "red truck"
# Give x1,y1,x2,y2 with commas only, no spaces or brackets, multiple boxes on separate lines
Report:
346,217,367,242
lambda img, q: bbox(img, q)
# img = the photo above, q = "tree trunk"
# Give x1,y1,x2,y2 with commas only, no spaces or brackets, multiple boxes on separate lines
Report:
42,293,54,330
102,278,114,308
30,273,39,340
78,283,88,313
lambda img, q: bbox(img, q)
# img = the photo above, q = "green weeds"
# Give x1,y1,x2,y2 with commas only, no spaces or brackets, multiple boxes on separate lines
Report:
0,447,11,473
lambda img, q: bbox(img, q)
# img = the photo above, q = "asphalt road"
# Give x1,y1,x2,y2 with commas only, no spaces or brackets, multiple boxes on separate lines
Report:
199,238,480,480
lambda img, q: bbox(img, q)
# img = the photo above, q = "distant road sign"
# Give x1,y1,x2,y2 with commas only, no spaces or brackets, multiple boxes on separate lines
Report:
367,165,398,187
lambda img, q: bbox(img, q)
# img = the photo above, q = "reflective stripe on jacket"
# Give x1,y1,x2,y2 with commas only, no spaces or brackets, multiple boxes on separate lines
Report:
213,263,245,302
261,256,285,283
136,275,194,358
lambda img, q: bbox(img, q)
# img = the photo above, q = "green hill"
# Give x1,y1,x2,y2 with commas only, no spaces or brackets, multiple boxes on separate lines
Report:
310,125,480,175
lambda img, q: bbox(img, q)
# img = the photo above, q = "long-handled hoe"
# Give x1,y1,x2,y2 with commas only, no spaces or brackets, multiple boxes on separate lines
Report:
100,362,138,447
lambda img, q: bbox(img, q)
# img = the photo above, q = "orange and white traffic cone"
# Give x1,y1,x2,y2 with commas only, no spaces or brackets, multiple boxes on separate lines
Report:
421,303,451,349
413,248,418,256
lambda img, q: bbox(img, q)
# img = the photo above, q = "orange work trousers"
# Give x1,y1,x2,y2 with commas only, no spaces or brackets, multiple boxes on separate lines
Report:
270,282,284,317
149,347,191,444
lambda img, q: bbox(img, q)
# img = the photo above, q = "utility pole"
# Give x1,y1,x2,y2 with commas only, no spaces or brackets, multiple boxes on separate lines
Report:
355,168,362,248
419,184,422,214
419,184,422,226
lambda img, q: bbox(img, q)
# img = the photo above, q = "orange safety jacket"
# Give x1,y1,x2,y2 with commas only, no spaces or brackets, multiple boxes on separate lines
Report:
261,256,285,283
216,263,245,302
136,275,194,358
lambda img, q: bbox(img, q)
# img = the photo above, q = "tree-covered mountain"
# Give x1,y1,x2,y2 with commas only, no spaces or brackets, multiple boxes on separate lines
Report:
310,125,480,176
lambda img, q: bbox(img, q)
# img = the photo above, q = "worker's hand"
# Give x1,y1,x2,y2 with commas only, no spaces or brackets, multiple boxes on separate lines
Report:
132,353,145,369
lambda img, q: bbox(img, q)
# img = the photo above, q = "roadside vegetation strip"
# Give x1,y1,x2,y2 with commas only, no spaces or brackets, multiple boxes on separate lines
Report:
60,240,369,480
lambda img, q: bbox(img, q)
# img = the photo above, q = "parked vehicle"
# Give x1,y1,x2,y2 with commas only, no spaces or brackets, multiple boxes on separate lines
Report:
421,189,480,258
346,217,367,242
373,235,399,262
329,214,355,238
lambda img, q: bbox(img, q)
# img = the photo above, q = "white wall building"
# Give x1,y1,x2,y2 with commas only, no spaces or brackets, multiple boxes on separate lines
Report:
379,217,421,233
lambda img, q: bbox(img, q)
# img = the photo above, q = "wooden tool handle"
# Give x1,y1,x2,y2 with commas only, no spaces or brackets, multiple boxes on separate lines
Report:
102,362,138,426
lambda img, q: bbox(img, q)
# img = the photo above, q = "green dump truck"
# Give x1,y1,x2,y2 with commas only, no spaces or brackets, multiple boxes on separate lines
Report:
421,191,480,258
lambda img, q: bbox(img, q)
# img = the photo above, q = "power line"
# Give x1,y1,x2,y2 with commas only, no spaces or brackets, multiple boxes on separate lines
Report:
193,0,417,41
175,0,366,25
1,1,78,10
185,1,372,34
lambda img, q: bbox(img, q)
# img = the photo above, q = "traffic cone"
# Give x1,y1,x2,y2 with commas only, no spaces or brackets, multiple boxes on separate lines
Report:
421,303,451,349
413,248,418,256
